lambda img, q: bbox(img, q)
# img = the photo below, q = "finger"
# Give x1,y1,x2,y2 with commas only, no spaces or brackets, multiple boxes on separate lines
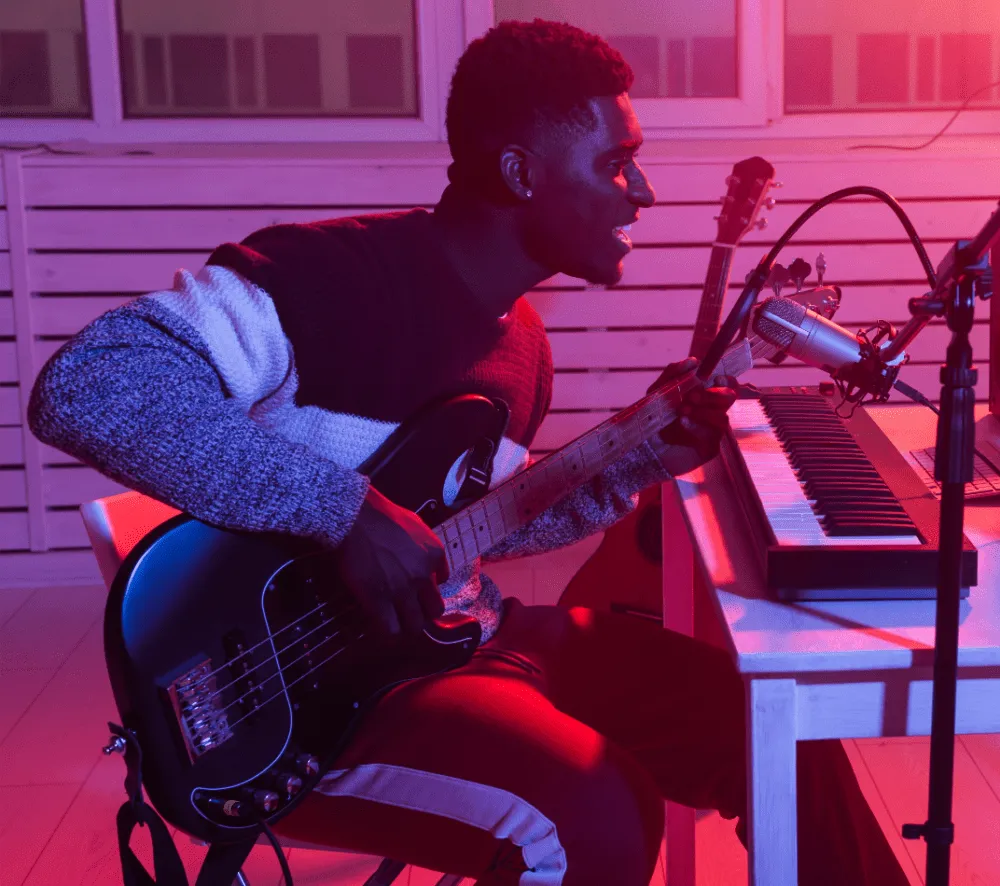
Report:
368,597,401,636
432,546,450,584
394,588,428,636
417,578,445,621
662,356,698,379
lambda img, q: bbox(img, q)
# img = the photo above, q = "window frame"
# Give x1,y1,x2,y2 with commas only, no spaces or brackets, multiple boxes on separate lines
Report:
0,0,464,143
1,0,998,143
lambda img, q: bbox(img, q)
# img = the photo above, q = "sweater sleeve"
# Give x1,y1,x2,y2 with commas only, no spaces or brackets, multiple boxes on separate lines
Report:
481,439,672,562
27,265,369,548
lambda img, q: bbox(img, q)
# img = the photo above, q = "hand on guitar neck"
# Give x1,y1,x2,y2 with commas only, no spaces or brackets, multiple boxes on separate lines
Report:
646,356,737,479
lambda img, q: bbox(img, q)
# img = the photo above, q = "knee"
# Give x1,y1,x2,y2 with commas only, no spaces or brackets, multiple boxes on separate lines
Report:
553,751,664,886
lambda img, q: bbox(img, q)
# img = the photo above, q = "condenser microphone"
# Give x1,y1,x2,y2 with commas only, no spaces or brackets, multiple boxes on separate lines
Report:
752,295,907,400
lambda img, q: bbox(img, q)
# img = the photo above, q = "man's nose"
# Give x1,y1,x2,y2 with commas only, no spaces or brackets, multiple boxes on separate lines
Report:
629,166,655,207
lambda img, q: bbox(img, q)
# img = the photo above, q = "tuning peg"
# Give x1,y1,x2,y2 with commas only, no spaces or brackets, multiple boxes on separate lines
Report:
772,181,784,188
767,262,790,297
754,218,768,230
787,257,812,291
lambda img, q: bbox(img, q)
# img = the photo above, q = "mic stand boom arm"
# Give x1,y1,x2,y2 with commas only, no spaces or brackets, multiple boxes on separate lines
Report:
900,201,1000,886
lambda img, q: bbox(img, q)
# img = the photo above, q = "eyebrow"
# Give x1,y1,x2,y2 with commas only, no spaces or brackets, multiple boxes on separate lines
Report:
600,139,643,160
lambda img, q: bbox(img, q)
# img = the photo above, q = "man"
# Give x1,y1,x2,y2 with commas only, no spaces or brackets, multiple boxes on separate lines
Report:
30,19,909,886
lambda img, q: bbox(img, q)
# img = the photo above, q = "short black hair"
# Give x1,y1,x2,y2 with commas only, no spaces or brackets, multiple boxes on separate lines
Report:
446,19,634,196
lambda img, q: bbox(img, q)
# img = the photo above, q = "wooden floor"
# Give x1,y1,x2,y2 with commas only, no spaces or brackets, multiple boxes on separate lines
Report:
3,579,1000,885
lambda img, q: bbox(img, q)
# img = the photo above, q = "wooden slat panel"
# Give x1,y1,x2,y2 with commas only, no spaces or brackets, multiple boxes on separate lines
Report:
21,156,1000,208
530,284,932,329
33,295,132,336
0,254,11,290
0,296,12,336
0,385,19,424
27,207,408,250
550,362,981,410
547,323,988,370
24,199,997,251
0,511,29,551
23,163,449,207
39,442,73,466
46,509,90,548
0,426,23,464
29,252,208,293
0,210,8,249
26,241,948,296
0,468,26,507
734,199,1000,248
30,282,935,341
42,466,127,507
0,342,18,382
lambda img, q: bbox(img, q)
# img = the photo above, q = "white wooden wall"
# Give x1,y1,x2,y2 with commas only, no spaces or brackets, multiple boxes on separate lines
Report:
0,145,997,585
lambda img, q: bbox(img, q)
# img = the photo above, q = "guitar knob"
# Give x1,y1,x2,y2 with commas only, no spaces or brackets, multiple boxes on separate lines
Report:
293,753,320,777
765,197,777,210
271,772,304,796
242,788,280,813
755,218,768,230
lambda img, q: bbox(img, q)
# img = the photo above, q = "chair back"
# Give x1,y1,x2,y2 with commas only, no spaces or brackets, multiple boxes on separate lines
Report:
80,491,181,590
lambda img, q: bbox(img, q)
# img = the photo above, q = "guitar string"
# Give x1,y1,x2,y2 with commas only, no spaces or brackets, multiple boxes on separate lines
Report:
194,604,358,709
182,597,331,690
206,619,368,735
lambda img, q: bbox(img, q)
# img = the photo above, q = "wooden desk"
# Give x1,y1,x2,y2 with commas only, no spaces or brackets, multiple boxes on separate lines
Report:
661,404,1000,885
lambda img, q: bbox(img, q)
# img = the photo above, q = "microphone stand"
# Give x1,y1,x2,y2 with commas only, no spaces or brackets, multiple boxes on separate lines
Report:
900,204,1000,886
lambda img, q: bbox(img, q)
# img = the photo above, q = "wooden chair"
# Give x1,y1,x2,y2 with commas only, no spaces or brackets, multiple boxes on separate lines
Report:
81,490,464,886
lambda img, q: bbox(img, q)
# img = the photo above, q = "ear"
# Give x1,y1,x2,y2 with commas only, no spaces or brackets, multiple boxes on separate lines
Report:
498,145,537,202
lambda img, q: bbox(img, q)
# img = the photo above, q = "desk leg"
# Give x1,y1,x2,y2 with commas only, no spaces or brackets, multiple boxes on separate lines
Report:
746,678,797,886
661,480,696,886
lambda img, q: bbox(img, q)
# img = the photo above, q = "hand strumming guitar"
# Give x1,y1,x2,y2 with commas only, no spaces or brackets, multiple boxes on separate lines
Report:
337,485,448,636
646,356,737,477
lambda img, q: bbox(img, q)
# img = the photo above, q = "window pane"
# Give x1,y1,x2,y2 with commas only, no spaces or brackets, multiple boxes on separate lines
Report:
116,0,417,117
494,0,737,98
785,0,1000,113
0,0,90,118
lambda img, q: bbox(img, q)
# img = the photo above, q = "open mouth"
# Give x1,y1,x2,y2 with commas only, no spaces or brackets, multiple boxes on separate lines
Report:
613,224,633,250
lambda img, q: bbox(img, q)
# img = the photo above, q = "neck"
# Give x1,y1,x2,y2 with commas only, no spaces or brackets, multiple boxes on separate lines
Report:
432,185,550,319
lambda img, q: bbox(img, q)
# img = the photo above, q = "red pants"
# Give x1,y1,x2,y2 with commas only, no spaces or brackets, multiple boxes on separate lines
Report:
277,599,909,885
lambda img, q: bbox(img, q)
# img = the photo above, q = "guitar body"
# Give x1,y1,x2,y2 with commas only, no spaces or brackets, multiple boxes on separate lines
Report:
105,394,506,841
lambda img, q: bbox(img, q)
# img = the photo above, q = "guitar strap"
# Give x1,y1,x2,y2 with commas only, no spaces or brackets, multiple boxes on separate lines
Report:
452,399,509,508
109,721,282,886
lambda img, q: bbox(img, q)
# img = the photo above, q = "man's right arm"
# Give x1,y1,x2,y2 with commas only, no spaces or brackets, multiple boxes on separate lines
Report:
28,265,371,547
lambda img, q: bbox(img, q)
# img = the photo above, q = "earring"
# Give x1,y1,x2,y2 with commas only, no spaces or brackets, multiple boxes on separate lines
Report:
525,189,533,199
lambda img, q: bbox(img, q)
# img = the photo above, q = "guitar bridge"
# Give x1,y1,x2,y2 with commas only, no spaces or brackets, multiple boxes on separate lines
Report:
167,658,234,761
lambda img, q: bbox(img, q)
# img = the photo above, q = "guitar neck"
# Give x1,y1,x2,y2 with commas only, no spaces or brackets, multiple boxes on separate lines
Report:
434,375,701,573
688,244,736,361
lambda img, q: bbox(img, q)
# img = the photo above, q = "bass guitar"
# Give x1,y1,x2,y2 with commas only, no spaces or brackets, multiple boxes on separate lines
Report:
105,341,754,844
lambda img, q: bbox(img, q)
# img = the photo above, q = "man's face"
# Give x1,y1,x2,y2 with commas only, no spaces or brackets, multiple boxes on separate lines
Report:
521,93,655,286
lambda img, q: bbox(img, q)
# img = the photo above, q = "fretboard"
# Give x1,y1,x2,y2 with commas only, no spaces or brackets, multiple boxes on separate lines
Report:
688,244,736,361
434,374,701,573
